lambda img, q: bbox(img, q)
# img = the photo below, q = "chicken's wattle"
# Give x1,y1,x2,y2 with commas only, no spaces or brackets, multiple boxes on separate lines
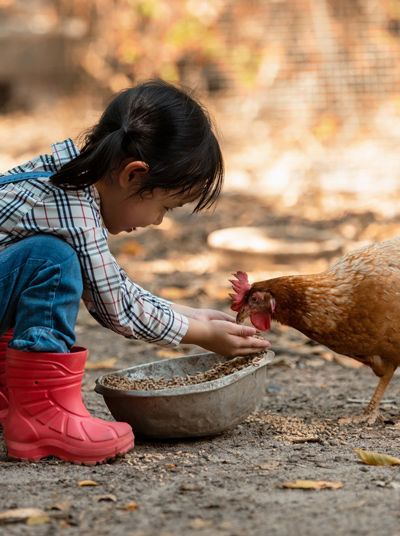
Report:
250,312,271,332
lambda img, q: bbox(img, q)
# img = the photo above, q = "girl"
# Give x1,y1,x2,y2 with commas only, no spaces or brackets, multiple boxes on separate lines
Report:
0,80,269,465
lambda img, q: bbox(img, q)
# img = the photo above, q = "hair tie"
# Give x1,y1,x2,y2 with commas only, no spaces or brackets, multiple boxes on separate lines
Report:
121,124,129,135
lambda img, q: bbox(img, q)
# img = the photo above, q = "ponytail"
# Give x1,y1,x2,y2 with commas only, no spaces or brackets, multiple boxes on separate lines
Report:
51,80,224,211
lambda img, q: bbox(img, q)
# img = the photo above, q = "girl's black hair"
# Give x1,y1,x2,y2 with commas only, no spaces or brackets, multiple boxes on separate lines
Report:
51,79,224,211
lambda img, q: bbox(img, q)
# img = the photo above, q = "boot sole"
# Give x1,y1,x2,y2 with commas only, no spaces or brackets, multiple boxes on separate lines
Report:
6,434,134,465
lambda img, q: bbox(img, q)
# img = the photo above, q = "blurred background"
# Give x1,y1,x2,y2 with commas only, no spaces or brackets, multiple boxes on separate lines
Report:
2,0,400,294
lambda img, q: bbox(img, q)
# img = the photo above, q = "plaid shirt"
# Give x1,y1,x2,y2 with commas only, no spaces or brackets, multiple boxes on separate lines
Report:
0,139,189,346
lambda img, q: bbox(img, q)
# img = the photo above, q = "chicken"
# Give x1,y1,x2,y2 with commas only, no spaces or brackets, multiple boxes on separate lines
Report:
229,237,400,425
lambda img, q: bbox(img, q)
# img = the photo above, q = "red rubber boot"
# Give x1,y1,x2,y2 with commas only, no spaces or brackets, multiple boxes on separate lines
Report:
0,330,13,425
4,346,134,464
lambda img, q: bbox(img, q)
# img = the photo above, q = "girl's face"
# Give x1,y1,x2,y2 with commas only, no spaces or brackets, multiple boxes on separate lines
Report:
95,162,197,235
112,188,191,234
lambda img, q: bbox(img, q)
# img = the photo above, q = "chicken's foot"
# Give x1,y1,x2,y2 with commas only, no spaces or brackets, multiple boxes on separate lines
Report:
339,410,384,426
339,366,395,426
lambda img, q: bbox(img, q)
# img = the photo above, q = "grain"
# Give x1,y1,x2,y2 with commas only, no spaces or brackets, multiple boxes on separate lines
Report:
102,352,264,391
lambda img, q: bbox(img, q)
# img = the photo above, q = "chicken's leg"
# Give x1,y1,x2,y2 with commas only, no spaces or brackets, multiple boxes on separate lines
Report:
339,365,395,426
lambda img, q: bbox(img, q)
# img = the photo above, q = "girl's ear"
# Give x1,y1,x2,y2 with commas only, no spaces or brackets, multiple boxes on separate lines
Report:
119,160,149,190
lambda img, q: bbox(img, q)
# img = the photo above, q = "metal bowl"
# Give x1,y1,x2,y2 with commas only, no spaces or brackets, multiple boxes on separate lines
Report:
95,351,275,439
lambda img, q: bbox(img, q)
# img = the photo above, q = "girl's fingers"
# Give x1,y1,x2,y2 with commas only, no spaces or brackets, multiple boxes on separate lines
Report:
219,311,236,321
244,338,271,349
234,324,257,337
208,310,236,322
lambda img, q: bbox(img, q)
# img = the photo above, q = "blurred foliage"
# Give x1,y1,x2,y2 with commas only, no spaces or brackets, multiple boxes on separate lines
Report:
79,0,264,93
3,0,400,129
63,0,400,120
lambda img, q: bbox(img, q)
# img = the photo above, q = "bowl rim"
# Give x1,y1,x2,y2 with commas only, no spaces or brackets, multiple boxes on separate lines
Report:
95,350,275,398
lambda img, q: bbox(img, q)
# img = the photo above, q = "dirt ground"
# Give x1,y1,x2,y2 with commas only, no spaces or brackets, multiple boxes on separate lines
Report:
1,189,400,536
2,100,400,535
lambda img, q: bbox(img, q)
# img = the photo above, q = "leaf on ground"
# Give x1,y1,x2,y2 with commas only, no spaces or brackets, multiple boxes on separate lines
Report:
159,286,195,300
189,518,214,529
26,514,51,526
0,508,47,524
156,349,184,359
85,357,117,370
179,483,205,492
353,448,400,466
49,501,70,511
124,501,139,511
279,480,343,490
120,241,145,256
94,494,117,502
78,480,99,487
333,354,363,368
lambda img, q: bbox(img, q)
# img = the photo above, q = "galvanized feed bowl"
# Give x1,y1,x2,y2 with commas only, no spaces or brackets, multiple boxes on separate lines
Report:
95,351,275,439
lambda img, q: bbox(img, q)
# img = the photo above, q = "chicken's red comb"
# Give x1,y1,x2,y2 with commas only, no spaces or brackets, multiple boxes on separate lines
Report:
229,271,251,312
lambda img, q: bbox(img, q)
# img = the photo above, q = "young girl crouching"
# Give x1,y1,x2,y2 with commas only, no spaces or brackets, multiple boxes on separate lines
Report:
0,80,269,464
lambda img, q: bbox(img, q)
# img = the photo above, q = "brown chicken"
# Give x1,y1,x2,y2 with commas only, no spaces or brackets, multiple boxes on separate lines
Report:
230,237,400,425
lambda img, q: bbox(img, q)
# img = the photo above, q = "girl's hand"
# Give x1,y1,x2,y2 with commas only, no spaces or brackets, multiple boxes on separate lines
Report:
192,308,236,323
171,304,235,323
181,318,270,358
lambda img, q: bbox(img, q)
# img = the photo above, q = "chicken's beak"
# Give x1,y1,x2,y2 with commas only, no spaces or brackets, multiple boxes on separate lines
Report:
236,308,249,325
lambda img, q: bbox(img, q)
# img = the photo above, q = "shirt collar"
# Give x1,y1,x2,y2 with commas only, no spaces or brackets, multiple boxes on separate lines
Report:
51,139,80,170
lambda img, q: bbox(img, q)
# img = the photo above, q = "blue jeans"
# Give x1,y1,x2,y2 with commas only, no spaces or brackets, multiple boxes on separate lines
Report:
0,235,83,353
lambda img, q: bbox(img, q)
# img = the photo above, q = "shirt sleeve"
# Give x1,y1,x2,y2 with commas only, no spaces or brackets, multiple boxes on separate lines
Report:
26,190,189,347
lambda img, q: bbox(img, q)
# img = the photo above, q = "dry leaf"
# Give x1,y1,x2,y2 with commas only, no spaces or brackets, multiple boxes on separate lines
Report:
189,518,213,529
78,480,99,487
156,349,184,359
124,502,139,511
353,448,400,466
179,483,204,492
333,354,363,368
84,357,117,370
159,287,194,300
120,241,145,256
26,514,51,526
50,501,70,511
279,480,343,490
0,508,47,524
94,494,117,502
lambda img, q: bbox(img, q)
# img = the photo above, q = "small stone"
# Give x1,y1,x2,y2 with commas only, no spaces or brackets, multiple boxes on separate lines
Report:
265,381,281,394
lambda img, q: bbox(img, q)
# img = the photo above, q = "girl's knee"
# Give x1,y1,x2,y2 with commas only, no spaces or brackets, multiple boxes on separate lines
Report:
12,235,83,295
20,235,76,263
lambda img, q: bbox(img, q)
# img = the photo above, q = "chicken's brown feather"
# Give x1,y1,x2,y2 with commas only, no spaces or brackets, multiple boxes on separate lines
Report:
241,237,400,423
